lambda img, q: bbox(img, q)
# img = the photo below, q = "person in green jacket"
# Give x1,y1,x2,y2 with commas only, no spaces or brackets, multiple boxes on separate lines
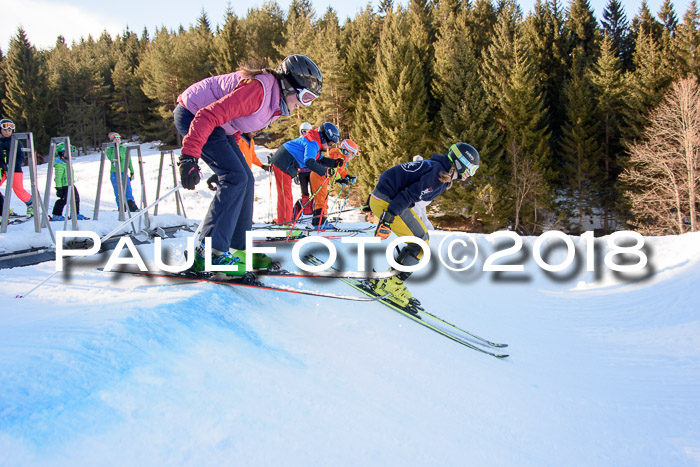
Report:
105,132,138,212
51,142,87,221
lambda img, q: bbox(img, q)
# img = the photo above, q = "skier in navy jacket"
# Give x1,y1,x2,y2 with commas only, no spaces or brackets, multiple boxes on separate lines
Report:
368,142,480,307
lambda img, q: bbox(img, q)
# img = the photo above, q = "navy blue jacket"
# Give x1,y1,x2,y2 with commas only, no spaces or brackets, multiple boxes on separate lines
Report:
374,154,453,216
0,136,25,173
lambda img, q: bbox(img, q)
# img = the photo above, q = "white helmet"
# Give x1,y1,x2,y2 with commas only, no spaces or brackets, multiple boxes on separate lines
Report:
413,155,423,162
299,122,312,136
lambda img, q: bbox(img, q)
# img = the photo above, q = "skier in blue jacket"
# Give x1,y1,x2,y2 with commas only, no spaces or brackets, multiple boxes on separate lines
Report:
368,142,480,307
270,122,342,223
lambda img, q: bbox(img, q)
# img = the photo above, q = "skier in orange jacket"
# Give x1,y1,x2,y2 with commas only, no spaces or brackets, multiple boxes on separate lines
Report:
309,139,360,227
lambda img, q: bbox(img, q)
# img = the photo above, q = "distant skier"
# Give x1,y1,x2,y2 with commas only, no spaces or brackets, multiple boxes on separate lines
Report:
368,143,480,306
51,142,87,221
309,138,360,228
105,132,139,213
0,118,34,216
269,122,343,224
173,54,322,276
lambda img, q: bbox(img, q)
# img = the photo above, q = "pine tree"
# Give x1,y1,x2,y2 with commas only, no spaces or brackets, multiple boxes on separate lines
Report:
407,0,437,122
111,31,157,140
675,0,700,77
590,34,626,231
265,0,318,144
501,33,552,233
213,6,246,74
343,6,380,116
601,0,633,68
433,6,504,228
137,27,184,143
559,52,603,233
4,28,52,150
565,0,600,70
658,0,678,35
244,1,286,66
631,1,664,42
622,31,673,142
468,0,498,57
523,0,569,157
276,0,316,59
481,0,522,113
352,7,430,195
307,8,347,130
483,4,551,232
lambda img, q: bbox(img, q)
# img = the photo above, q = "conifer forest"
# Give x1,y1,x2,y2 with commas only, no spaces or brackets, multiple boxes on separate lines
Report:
1,0,699,235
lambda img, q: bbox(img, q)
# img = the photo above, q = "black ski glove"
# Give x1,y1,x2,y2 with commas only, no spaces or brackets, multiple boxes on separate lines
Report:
179,155,201,190
333,158,344,168
207,174,219,191
336,176,349,186
347,174,358,184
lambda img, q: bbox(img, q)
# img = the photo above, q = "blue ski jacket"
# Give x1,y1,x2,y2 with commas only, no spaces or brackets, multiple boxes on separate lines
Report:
281,135,337,176
373,154,453,216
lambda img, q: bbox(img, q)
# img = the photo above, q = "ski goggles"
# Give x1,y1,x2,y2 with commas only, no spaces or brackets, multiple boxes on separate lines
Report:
1,122,15,131
297,88,318,106
110,133,122,141
450,144,479,178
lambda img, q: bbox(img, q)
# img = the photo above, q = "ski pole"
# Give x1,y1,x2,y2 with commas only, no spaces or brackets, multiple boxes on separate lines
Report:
286,173,332,240
334,183,353,223
267,155,274,223
320,180,348,231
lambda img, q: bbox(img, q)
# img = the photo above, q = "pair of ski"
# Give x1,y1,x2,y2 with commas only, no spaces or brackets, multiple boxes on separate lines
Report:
5,213,33,225
107,258,509,358
105,266,399,302
303,255,509,358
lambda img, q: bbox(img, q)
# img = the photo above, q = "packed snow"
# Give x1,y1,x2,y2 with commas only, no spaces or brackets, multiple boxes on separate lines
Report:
1,143,699,466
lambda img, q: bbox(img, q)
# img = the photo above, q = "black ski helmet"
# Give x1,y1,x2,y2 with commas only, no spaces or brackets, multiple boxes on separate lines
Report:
277,54,322,96
318,122,341,144
447,143,480,177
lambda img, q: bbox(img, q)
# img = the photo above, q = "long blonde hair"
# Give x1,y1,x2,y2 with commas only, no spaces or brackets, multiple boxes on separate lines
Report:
438,167,454,189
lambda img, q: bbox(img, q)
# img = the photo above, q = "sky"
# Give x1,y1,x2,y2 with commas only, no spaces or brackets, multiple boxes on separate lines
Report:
1,0,694,52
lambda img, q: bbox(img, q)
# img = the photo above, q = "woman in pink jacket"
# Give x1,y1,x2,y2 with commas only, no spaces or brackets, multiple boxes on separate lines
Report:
173,55,322,276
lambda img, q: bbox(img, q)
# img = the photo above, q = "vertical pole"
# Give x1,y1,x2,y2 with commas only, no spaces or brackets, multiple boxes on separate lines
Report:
65,137,79,231
154,150,166,216
94,144,110,220
0,136,18,233
42,140,57,228
170,151,183,217
24,133,41,233
131,145,150,230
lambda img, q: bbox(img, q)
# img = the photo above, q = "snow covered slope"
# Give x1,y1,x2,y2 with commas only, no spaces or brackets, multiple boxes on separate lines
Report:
1,145,699,466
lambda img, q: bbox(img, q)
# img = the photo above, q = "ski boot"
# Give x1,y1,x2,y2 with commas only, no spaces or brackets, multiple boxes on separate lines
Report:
51,215,66,222
368,275,414,310
248,251,278,270
193,245,247,277
26,205,34,217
